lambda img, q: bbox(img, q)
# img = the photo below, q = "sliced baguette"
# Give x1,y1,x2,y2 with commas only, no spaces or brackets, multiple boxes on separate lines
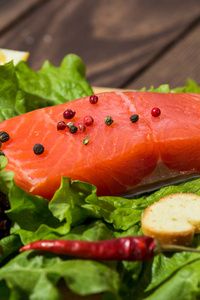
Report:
141,193,200,245
92,86,135,93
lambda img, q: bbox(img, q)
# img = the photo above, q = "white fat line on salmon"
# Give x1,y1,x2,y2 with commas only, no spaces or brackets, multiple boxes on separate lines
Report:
114,92,137,114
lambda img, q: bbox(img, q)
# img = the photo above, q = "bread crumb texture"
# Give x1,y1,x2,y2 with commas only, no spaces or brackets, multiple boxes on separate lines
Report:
141,193,200,245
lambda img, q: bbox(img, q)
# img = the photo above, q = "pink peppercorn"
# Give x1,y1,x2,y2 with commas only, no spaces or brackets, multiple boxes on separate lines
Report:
83,116,94,126
151,107,161,117
63,109,76,119
89,95,98,104
78,123,86,133
57,121,67,130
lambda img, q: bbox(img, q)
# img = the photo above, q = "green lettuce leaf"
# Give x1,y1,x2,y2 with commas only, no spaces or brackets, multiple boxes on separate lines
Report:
141,84,171,93
0,54,93,122
0,62,26,121
144,259,200,300
141,78,200,93
15,54,93,110
0,280,10,300
0,235,22,266
172,78,200,93
0,251,120,299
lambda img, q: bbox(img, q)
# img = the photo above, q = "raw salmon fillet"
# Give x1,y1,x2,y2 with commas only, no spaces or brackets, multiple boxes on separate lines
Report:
1,91,200,200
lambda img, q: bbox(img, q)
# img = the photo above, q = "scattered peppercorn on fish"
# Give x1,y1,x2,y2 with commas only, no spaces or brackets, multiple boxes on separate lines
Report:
1,91,200,200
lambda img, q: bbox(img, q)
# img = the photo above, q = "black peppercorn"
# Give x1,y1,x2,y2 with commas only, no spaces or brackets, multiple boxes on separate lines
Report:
130,114,139,123
33,144,44,155
69,125,78,134
0,131,10,143
104,116,114,126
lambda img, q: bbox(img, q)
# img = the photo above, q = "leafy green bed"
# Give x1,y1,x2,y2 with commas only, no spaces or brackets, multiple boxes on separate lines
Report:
0,55,200,299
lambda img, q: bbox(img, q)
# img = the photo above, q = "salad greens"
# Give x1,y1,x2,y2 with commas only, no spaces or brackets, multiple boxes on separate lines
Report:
0,56,200,299
141,78,200,93
0,54,93,122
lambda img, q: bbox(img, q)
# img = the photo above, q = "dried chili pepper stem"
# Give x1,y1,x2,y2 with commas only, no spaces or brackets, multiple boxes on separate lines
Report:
157,243,200,254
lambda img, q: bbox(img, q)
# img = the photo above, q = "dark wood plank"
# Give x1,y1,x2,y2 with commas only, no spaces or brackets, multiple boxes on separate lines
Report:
0,0,47,32
1,0,200,88
125,21,200,89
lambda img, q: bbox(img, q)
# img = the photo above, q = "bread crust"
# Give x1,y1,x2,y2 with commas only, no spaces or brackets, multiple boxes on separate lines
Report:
141,193,200,245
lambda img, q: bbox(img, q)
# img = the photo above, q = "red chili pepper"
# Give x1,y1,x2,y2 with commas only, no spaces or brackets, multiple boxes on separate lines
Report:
20,236,156,261
19,236,200,260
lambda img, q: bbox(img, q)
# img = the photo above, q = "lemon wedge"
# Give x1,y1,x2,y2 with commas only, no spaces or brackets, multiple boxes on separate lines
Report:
0,48,29,65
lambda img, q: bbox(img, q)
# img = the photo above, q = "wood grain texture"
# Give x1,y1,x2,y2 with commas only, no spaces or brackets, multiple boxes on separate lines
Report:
1,0,200,89
126,22,200,89
0,0,46,32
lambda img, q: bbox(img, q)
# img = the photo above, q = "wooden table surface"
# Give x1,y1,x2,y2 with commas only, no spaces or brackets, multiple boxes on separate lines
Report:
1,0,200,90
1,0,200,299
